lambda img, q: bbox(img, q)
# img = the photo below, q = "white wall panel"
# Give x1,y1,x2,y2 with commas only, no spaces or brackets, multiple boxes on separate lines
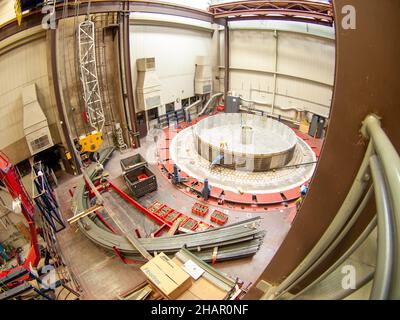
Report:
0,0,14,26
0,37,58,161
276,77,333,107
223,28,335,119
230,30,276,72
130,25,213,110
277,32,335,85
230,69,274,102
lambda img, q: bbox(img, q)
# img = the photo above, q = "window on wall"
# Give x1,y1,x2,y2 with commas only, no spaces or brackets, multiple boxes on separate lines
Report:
147,107,159,121
16,159,32,177
182,98,190,108
165,102,175,114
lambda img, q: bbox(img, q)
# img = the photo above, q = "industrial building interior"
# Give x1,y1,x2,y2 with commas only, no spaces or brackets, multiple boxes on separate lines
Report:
0,0,399,301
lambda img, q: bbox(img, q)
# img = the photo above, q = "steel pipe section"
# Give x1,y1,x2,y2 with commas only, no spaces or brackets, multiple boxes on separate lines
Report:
193,113,297,172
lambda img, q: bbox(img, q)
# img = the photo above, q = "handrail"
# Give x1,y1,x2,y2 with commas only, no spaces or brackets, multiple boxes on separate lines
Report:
184,99,202,122
292,216,377,299
198,93,223,116
369,155,393,299
263,114,400,300
267,142,373,299
284,186,373,298
361,114,400,299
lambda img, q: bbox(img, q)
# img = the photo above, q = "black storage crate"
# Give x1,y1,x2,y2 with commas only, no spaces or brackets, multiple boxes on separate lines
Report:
120,154,147,173
123,165,157,198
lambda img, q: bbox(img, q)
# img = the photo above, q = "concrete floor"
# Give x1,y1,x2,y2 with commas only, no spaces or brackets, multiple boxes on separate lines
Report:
54,143,292,300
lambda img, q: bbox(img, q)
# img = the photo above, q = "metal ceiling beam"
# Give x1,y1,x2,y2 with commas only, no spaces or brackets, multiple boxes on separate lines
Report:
0,1,337,44
209,0,334,26
0,1,218,43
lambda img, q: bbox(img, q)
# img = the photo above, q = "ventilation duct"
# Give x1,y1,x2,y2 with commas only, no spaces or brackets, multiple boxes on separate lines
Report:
194,56,212,95
22,84,54,156
136,57,162,111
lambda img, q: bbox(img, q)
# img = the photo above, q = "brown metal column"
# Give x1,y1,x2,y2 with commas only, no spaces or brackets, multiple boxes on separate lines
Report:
122,1,140,148
246,0,400,298
49,28,81,175
224,19,230,103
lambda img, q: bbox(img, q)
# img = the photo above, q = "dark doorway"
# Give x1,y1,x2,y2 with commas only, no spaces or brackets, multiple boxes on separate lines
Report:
33,145,62,173
165,102,175,114
136,111,148,138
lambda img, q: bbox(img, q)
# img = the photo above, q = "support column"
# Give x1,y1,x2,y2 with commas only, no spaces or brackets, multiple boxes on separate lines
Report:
49,28,81,175
271,30,278,116
121,1,140,148
224,19,230,104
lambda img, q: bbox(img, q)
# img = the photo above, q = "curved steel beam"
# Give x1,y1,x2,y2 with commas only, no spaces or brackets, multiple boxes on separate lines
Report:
71,149,265,263
246,0,400,298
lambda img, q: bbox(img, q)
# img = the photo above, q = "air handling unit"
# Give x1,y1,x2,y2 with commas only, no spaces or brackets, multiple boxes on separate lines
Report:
194,56,212,95
22,83,54,156
136,57,162,111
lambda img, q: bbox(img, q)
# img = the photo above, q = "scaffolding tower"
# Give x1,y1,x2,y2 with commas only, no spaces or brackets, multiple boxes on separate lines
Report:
78,20,105,133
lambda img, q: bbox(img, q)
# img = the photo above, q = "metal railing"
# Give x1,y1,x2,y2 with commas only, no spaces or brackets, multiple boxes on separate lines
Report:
261,114,400,300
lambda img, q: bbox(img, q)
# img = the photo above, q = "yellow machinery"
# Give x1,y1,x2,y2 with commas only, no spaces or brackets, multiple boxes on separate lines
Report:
78,131,103,153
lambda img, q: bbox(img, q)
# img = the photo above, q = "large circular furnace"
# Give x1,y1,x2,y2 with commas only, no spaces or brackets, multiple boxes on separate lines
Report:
193,113,297,172
169,113,317,194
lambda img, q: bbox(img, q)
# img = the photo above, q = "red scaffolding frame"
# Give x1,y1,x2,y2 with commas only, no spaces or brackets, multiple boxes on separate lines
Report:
0,152,40,282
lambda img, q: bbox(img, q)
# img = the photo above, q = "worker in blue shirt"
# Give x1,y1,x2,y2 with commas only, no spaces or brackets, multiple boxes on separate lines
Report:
0,242,9,262
300,184,309,196
296,184,309,211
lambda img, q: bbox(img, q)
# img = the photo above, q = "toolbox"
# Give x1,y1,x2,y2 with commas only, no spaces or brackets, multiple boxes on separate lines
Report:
191,202,209,217
180,217,198,231
210,210,229,226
